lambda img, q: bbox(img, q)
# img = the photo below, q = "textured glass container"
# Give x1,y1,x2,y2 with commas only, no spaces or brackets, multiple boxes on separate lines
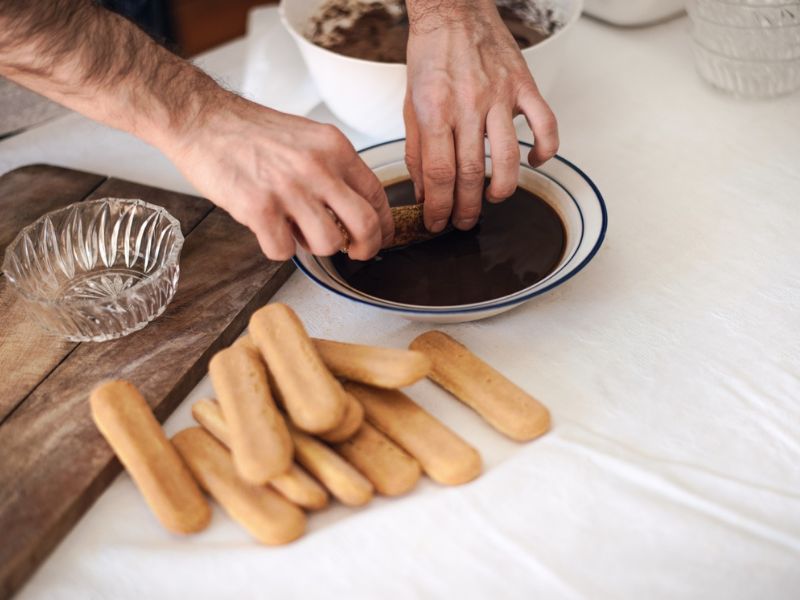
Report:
691,18,800,59
2,198,183,342
688,0,800,27
688,0,800,97
692,40,800,95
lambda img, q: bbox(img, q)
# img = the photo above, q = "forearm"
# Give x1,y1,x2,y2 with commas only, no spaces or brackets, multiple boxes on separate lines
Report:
0,0,226,151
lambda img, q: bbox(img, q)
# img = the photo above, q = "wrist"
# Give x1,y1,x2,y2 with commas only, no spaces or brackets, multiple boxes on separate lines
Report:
141,72,236,158
406,0,497,31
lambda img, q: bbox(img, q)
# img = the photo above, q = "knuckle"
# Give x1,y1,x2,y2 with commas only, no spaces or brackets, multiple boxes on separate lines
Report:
425,162,456,187
361,209,380,234
404,149,421,169
516,80,540,101
312,227,345,256
294,156,325,179
348,209,379,241
426,202,452,221
456,202,482,219
536,135,559,158
317,123,350,151
413,87,451,123
492,141,521,165
457,160,485,186
254,196,282,222
262,235,295,261
539,113,559,140
462,84,488,108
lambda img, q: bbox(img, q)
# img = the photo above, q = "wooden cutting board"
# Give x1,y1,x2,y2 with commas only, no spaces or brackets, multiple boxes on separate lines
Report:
0,164,295,599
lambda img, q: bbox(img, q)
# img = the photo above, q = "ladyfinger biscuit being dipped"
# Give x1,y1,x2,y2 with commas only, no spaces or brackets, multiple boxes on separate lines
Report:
312,338,432,389
334,422,421,496
291,427,373,507
346,382,481,486
192,399,328,511
90,380,211,534
249,304,347,433
317,392,364,443
173,428,306,545
209,346,293,484
410,331,550,442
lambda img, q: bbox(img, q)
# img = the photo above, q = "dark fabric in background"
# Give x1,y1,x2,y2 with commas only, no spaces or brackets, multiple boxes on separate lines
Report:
101,0,176,46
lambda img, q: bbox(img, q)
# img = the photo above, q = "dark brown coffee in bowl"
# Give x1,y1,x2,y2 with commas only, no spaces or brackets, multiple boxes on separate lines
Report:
330,178,566,306
308,1,559,64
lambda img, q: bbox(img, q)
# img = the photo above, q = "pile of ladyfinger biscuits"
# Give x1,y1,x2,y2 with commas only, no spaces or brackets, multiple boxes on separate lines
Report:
90,303,550,546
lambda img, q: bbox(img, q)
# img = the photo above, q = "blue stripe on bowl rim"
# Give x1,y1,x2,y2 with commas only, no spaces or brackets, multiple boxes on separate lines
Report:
293,140,608,316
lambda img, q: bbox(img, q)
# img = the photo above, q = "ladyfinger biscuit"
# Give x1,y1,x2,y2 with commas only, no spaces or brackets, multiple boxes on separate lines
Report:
290,427,373,506
345,382,481,486
191,398,230,445
249,303,347,433
90,380,211,534
232,333,261,359
270,463,329,511
208,346,293,484
410,331,550,442
233,335,287,406
317,392,364,443
334,423,421,496
192,399,328,510
312,338,432,388
173,428,306,545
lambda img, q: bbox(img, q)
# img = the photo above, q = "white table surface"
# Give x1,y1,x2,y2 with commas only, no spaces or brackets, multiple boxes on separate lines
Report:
2,10,799,600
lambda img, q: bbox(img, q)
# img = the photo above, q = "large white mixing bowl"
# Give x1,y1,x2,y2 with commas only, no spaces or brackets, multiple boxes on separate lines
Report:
279,0,584,139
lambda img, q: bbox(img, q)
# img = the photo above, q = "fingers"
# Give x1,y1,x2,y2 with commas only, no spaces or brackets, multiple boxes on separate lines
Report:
485,104,520,203
250,206,296,261
343,156,394,249
420,126,456,233
323,179,383,261
285,192,345,257
452,121,486,230
403,96,424,203
517,83,559,168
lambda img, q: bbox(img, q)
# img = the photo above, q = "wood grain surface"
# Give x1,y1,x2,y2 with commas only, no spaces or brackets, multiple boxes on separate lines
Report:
0,164,104,256
0,165,294,599
0,175,213,423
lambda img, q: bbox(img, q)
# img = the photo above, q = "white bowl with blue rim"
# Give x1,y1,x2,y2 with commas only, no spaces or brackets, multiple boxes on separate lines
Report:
294,138,607,323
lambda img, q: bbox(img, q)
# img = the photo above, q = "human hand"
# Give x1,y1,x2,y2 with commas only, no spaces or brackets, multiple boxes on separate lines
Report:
164,93,394,261
404,0,559,233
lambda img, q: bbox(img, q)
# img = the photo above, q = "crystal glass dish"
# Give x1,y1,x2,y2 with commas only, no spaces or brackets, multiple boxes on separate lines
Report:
690,17,800,59
2,198,183,342
688,0,800,27
688,0,800,96
691,39,800,95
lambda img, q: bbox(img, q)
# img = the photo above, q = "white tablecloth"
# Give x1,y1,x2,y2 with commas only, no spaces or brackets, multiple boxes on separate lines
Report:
2,10,799,600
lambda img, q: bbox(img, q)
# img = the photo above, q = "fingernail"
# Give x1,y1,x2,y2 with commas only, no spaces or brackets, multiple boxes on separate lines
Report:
430,218,447,233
454,218,476,231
